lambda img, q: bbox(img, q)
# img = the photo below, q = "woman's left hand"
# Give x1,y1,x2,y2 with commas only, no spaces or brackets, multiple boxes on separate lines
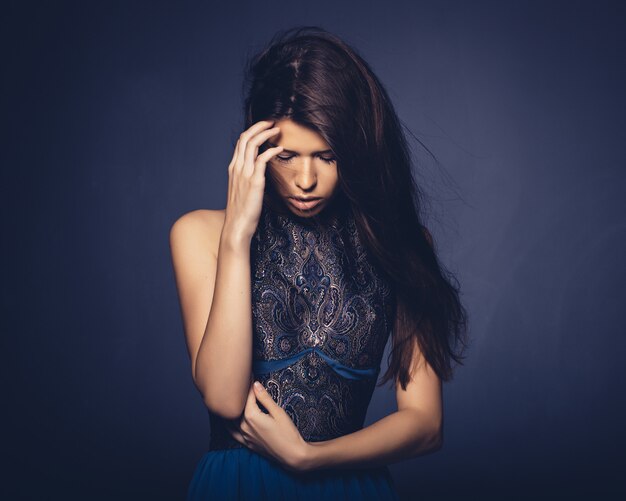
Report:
225,380,310,473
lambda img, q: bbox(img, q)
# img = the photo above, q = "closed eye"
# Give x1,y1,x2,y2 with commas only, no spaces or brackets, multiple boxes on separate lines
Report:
275,155,295,164
276,155,336,164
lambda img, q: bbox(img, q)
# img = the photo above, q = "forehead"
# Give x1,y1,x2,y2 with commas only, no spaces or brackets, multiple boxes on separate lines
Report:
269,118,331,152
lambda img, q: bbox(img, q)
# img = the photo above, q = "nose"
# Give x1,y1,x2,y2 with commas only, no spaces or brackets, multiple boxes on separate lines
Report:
295,158,317,191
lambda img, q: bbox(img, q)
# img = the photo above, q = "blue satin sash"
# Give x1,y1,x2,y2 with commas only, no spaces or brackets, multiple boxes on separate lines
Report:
252,346,380,381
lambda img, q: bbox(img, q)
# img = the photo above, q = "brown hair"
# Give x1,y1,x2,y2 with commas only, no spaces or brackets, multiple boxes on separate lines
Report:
241,26,469,389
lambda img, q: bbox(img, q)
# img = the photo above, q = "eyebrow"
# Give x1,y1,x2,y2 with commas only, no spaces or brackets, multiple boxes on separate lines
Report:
267,141,333,155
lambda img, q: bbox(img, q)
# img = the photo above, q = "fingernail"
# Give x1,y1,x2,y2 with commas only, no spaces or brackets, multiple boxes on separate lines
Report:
253,381,263,391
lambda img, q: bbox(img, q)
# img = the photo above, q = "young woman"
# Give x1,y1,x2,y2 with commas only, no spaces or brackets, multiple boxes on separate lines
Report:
170,26,468,500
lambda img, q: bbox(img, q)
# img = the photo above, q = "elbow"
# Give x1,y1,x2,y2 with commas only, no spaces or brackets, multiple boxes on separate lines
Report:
196,378,246,421
428,420,444,452
203,395,244,421
430,429,443,452
192,365,248,420
197,383,245,421
411,414,443,455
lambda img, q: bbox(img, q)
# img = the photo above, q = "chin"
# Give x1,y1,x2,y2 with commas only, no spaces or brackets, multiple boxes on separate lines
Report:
292,209,320,217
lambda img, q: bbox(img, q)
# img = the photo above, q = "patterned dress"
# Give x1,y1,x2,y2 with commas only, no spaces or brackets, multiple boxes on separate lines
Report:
187,193,399,500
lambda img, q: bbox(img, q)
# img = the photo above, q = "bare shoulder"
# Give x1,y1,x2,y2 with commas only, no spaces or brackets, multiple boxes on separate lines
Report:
169,209,226,258
169,209,227,379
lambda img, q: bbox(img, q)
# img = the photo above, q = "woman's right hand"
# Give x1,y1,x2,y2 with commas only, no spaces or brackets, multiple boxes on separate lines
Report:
223,120,284,243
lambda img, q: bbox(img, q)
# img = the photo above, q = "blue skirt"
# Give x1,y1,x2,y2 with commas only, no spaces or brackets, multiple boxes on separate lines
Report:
187,447,399,500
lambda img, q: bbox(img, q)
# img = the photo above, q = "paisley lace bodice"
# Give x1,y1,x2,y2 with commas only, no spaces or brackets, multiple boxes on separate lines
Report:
208,194,396,450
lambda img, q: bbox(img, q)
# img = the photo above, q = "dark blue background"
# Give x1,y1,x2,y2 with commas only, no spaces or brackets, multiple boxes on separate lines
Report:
3,1,625,499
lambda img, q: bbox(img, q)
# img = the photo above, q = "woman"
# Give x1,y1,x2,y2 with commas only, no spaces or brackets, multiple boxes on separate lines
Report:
170,26,468,500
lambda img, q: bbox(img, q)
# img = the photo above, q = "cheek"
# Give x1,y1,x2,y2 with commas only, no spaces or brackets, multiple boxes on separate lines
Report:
321,169,339,189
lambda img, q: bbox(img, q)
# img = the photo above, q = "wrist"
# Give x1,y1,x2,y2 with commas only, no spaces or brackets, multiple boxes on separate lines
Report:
220,224,251,253
297,440,323,473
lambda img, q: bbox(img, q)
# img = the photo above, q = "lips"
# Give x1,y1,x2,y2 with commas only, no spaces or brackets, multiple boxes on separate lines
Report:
289,197,322,210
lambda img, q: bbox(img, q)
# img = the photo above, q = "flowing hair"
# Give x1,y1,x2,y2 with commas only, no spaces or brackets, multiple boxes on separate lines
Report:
241,26,469,389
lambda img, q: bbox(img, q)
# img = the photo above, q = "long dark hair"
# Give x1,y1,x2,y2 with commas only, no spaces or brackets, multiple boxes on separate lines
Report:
241,26,469,389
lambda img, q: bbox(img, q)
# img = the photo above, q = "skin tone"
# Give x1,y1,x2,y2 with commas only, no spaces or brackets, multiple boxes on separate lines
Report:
224,119,444,473
263,118,341,217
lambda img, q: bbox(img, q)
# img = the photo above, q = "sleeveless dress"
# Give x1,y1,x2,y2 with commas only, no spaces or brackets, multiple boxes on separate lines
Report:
186,193,399,500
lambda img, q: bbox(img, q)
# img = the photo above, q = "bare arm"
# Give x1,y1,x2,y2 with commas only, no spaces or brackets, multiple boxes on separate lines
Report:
301,338,443,471
169,211,254,420
170,120,284,420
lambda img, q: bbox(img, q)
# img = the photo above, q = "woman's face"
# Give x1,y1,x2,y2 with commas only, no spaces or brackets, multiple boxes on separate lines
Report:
265,118,339,217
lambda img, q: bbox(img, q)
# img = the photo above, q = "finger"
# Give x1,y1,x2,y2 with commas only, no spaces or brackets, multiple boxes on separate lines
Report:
242,127,281,177
244,381,261,420
226,424,246,445
234,120,276,174
228,137,239,178
252,381,278,418
253,146,284,182
238,417,248,435
237,413,257,445
228,139,239,195
245,441,263,455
